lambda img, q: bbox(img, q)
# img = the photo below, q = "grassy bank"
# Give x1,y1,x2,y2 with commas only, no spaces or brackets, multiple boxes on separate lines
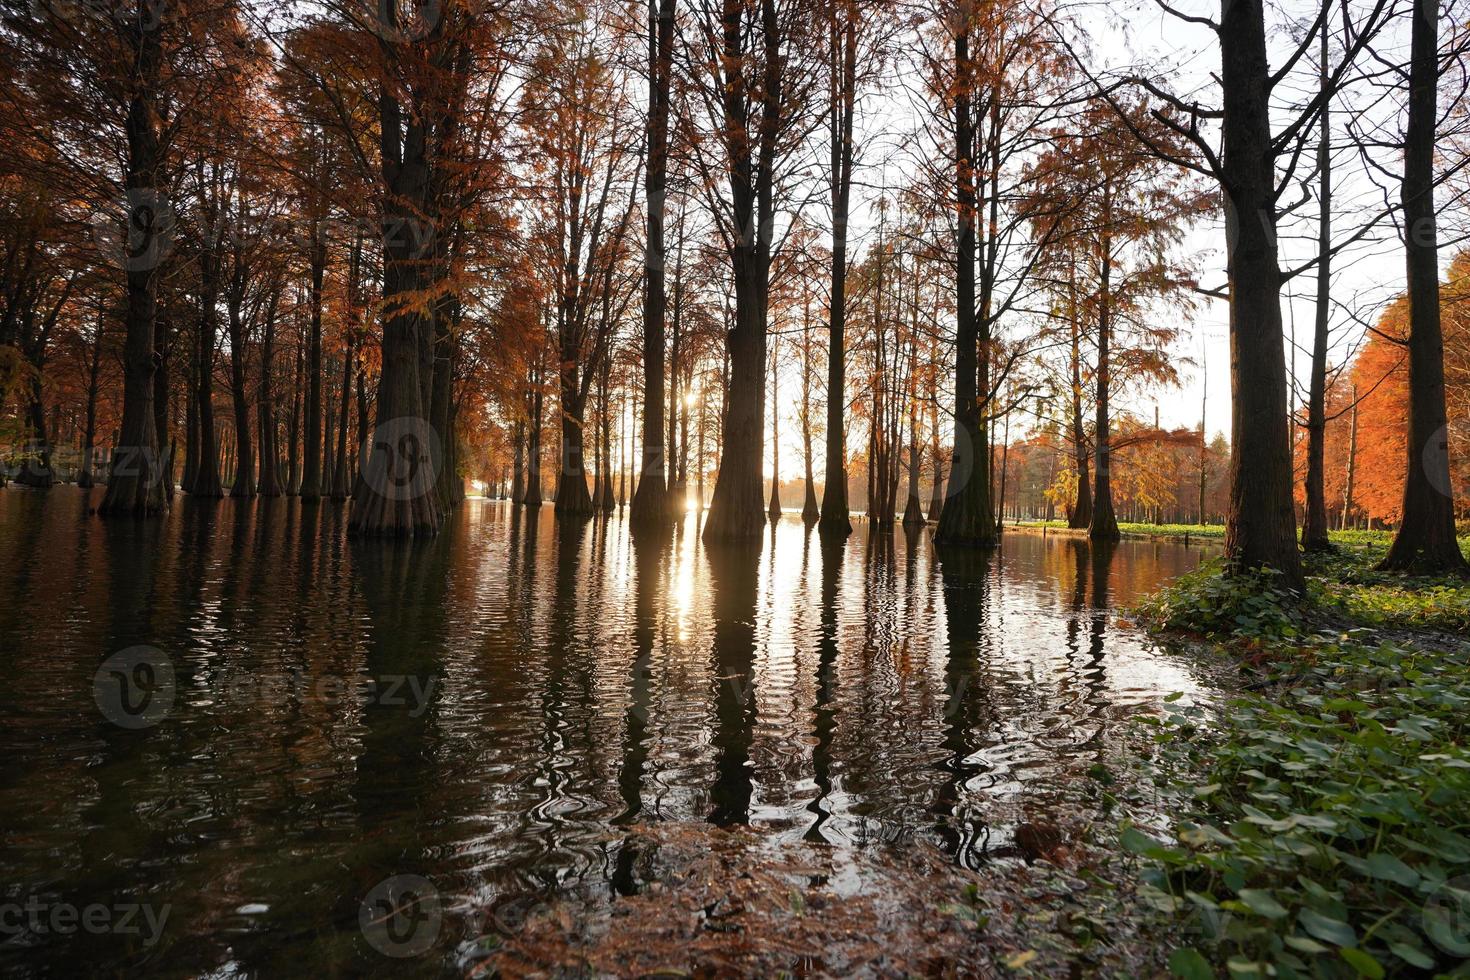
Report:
1132,544,1470,978
1011,520,1469,551
1015,519,1229,541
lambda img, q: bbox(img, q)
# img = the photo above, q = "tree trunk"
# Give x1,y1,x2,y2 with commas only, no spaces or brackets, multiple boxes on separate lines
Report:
348,81,442,537
706,247,770,539
1340,387,1357,529
629,0,675,528
183,351,197,491
1302,24,1333,552
430,296,455,512
902,402,924,527
332,331,353,499
286,321,302,496
511,420,525,504
1218,0,1305,588
703,0,779,543
353,351,369,498
618,396,627,508
99,12,167,518
16,368,52,488
934,26,997,548
190,252,224,497
156,317,175,498
321,356,335,493
1068,265,1091,528
1089,216,1119,541
525,356,544,507
553,286,594,517
78,308,105,489
227,292,254,497
768,338,782,519
819,13,856,536
334,239,362,500
257,289,281,496
300,226,326,501
1379,0,1468,574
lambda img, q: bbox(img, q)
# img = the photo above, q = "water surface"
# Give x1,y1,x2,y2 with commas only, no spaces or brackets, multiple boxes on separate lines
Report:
0,491,1219,975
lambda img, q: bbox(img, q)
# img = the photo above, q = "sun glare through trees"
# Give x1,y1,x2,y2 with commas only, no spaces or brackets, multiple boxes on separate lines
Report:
2,0,1470,974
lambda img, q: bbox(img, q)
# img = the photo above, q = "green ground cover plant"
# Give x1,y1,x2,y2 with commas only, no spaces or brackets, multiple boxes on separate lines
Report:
1132,548,1470,978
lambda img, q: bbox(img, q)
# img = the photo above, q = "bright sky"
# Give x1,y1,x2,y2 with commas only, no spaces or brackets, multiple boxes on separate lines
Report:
737,0,1436,482
1076,0,1418,441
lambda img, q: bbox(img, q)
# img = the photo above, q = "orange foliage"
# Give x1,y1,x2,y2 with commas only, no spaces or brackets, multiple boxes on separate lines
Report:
1337,253,1470,525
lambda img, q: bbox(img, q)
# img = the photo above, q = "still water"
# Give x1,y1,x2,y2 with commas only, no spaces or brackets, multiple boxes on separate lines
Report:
0,491,1219,976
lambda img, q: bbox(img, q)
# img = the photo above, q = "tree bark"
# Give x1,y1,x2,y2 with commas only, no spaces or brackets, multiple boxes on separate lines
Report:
511,419,525,504
1379,0,1468,574
818,12,856,536
300,224,326,501
702,0,780,542
286,319,302,496
348,79,441,536
1089,211,1119,541
934,26,997,548
226,278,254,497
768,338,782,519
525,353,544,507
1218,0,1305,588
629,0,675,528
79,308,105,489
1068,264,1092,528
189,241,224,497
256,287,281,496
99,6,167,518
902,399,924,526
1302,23,1333,551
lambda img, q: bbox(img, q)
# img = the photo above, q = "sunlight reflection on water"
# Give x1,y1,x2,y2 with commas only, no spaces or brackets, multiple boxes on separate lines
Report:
0,491,1219,975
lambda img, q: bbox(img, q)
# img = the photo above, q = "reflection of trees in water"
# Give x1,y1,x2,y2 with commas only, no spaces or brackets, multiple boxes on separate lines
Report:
1086,540,1118,721
74,509,172,954
1054,538,1119,751
931,545,997,869
805,532,844,843
350,536,451,824
525,522,596,876
0,498,1229,972
612,529,669,895
840,529,900,841
616,530,667,826
705,539,760,826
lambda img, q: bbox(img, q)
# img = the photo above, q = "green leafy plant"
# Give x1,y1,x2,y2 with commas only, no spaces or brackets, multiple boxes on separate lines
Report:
1134,559,1304,642
1134,549,1470,978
